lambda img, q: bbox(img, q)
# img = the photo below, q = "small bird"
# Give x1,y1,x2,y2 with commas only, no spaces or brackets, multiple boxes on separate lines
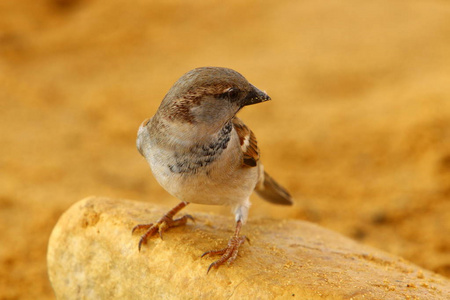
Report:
133,67,292,273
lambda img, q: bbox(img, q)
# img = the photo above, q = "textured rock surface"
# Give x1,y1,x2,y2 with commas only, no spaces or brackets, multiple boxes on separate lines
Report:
48,197,450,299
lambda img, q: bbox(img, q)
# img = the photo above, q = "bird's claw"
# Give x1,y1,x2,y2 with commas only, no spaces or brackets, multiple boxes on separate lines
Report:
202,235,246,274
132,214,194,251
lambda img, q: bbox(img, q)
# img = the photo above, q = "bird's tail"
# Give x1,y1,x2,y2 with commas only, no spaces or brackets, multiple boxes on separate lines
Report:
255,170,293,205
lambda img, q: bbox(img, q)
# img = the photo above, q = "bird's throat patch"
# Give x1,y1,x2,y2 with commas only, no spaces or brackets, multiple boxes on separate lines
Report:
167,121,232,174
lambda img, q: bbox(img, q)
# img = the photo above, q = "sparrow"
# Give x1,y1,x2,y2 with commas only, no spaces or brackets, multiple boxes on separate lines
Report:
132,67,292,273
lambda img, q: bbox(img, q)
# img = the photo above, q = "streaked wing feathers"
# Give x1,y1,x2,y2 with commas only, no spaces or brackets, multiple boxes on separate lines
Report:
232,117,260,167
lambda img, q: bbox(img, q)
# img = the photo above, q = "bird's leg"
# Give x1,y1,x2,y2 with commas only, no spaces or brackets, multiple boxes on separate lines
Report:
132,201,193,251
201,219,247,273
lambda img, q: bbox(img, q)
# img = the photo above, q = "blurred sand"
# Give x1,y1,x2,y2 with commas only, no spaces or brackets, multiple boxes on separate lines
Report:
1,0,449,298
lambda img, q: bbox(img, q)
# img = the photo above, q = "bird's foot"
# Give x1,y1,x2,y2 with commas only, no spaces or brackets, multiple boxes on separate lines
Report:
201,235,247,273
132,213,194,251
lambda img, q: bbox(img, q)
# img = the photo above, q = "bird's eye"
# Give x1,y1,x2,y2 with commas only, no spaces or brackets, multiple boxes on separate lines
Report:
227,88,239,99
218,88,240,100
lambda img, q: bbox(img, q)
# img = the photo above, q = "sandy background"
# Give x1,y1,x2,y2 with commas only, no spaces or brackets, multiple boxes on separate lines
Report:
1,0,449,298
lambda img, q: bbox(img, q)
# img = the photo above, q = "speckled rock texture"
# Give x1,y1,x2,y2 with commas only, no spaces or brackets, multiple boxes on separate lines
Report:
48,197,450,299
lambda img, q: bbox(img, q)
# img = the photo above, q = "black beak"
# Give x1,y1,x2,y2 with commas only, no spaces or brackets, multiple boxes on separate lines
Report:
240,84,271,107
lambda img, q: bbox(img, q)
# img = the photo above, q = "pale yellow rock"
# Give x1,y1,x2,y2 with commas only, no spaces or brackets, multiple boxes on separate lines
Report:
47,197,450,299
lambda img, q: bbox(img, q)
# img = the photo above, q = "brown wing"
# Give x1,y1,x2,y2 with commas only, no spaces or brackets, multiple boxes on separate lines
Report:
232,117,260,167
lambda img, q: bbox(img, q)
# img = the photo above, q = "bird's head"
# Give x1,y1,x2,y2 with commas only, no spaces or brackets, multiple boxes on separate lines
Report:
158,67,270,128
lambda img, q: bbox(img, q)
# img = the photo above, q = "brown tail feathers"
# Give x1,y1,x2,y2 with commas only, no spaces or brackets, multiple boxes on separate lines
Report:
255,171,293,205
